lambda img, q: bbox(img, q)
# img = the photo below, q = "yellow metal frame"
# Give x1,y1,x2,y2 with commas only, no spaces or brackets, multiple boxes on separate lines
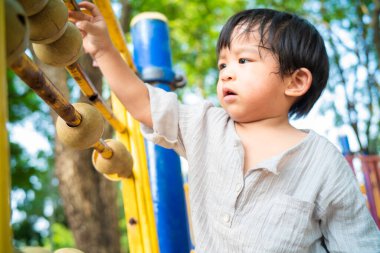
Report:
90,1,158,252
0,0,12,251
64,0,158,251
93,1,159,252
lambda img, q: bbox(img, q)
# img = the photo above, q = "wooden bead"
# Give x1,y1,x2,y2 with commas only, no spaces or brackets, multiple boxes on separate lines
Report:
5,0,29,66
20,247,52,253
56,103,104,150
92,139,133,179
18,0,49,16
54,249,84,253
28,0,68,44
32,22,83,67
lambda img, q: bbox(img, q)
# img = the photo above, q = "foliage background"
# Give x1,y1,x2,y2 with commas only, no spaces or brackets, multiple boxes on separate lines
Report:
8,0,379,251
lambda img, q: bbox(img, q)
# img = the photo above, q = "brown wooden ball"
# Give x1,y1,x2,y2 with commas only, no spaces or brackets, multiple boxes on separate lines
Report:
18,0,49,16
54,249,84,253
5,0,29,66
32,22,83,67
56,103,104,150
20,247,52,253
28,0,68,44
92,139,133,179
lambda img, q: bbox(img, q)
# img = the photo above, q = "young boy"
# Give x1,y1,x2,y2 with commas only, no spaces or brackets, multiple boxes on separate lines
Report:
70,2,380,252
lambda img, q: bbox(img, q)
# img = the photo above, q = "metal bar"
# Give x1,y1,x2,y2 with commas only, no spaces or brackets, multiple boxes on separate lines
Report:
0,0,13,250
64,0,80,11
93,139,113,159
112,93,145,253
11,54,82,127
11,55,114,160
66,62,127,133
64,2,128,134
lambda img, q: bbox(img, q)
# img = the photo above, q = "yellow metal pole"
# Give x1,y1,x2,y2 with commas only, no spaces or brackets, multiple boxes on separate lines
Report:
63,2,129,133
93,1,159,252
66,62,128,134
184,183,194,247
0,0,13,250
113,96,145,253
92,139,113,159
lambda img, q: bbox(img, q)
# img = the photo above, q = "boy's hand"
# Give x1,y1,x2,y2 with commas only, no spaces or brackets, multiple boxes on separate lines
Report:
68,1,113,61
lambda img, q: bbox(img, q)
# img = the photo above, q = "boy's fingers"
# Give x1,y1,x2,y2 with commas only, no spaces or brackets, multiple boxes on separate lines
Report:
76,20,98,35
77,1,102,18
68,10,92,22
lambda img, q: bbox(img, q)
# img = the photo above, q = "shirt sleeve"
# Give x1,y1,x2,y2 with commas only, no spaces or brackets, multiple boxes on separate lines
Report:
140,84,213,158
320,156,380,253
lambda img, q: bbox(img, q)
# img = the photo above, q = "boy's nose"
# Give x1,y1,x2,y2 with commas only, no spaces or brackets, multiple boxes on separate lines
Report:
220,68,236,81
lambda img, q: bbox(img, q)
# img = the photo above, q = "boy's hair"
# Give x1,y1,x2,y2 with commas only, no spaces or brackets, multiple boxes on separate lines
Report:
217,9,329,118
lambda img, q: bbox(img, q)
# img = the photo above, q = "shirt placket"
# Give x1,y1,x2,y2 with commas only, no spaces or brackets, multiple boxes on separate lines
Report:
219,139,245,228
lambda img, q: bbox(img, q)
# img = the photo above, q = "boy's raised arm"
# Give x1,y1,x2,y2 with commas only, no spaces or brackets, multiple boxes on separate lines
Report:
69,1,152,128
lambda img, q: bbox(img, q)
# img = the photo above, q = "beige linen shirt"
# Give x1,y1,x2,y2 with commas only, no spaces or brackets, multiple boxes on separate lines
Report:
141,85,380,253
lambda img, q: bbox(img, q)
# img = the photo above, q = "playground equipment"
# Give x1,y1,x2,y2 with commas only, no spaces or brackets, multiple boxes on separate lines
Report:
131,13,192,253
1,0,11,252
2,0,194,252
339,136,380,228
28,0,68,44
17,0,49,16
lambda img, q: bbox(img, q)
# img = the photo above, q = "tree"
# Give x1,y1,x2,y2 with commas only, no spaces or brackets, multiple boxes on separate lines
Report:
34,53,121,253
319,0,379,154
8,69,60,247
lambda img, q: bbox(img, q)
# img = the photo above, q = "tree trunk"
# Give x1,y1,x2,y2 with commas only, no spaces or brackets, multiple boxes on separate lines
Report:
36,54,121,253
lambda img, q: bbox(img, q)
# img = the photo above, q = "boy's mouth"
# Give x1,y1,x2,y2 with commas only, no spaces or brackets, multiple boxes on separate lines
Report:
223,87,237,97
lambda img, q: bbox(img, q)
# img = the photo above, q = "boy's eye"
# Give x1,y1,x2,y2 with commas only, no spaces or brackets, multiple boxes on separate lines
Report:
218,63,227,70
239,58,249,64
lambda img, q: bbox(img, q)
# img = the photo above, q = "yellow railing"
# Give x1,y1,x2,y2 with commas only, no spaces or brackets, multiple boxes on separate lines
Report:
93,1,159,251
0,0,12,251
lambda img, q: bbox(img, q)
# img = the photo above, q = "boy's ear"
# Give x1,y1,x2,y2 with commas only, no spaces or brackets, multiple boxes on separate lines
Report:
285,68,312,98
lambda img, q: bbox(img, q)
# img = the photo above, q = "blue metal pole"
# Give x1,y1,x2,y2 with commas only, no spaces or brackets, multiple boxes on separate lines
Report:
131,13,191,253
338,135,351,156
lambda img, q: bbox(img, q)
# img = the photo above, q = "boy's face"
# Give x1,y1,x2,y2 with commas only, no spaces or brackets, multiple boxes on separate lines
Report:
217,26,292,123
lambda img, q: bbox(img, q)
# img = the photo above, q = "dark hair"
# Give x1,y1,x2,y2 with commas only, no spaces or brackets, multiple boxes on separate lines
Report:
217,9,329,118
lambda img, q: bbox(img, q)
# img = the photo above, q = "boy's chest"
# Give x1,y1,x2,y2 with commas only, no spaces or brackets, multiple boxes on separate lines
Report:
190,162,320,253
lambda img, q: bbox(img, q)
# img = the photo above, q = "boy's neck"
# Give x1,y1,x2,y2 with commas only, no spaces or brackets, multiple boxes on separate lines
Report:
234,116,307,174
234,115,293,133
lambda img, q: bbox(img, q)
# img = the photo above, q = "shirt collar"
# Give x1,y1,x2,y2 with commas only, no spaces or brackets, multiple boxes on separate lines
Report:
250,130,314,175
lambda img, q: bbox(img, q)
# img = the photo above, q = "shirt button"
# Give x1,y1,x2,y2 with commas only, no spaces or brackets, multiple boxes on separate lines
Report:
223,214,230,223
235,183,242,193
